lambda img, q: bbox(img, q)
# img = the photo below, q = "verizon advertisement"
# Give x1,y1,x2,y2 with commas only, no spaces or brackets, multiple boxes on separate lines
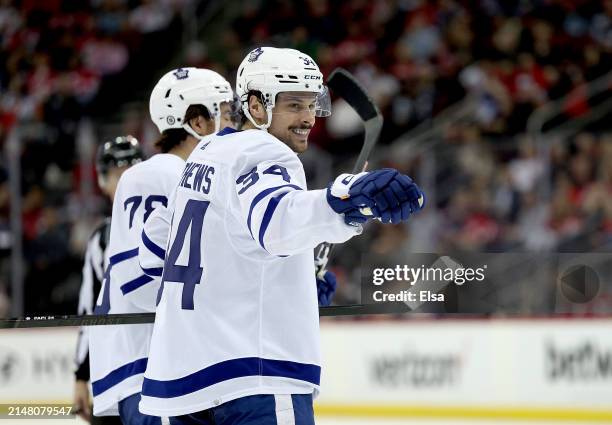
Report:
318,319,612,410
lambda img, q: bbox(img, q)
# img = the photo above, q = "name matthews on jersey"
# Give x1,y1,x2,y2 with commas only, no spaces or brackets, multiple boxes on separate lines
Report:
178,161,215,194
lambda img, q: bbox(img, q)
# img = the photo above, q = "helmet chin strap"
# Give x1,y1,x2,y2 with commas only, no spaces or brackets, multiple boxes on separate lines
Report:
182,113,221,139
182,123,204,140
242,104,272,131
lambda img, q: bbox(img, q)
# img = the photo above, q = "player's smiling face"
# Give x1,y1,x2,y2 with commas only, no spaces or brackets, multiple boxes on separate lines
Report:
269,92,317,153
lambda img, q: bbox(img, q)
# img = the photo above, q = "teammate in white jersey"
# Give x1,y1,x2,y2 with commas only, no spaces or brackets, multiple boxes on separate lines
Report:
88,67,236,425
139,47,425,424
74,135,143,424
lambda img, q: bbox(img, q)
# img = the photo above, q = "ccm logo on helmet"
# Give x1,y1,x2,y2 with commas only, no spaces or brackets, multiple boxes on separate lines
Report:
304,75,321,80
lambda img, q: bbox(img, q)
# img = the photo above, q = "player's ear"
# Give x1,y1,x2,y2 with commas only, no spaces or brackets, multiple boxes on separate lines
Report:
248,94,266,122
190,115,213,136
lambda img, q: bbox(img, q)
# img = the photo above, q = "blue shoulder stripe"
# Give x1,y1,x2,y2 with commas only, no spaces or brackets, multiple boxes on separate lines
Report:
258,191,291,250
141,231,165,260
92,357,148,397
120,274,154,294
246,184,302,238
142,357,320,399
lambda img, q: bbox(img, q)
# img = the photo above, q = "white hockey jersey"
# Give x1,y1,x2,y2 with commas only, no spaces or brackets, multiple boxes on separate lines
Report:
138,201,174,293
139,128,360,416
89,153,185,416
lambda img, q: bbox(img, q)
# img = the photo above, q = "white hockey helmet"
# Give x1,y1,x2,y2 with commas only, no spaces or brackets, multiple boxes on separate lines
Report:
149,67,235,138
236,47,332,130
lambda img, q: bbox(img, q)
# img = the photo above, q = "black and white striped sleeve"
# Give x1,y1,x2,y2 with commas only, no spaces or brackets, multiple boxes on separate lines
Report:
74,220,109,381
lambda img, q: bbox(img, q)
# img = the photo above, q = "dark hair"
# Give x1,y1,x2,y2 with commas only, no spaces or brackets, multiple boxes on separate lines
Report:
155,104,211,153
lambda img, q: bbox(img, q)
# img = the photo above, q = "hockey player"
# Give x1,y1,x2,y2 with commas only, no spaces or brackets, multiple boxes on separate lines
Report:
74,135,143,424
138,47,424,424
88,67,236,425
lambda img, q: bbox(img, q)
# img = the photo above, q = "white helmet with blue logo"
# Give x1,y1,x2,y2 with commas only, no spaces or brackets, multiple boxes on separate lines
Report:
149,67,234,138
236,47,332,130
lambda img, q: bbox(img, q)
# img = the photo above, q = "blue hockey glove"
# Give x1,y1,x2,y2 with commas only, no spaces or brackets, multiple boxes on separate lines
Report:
326,172,371,225
317,270,337,307
354,169,425,224
327,169,424,225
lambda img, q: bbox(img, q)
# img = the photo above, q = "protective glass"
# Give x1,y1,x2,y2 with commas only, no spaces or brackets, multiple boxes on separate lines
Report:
315,85,332,117
274,86,332,117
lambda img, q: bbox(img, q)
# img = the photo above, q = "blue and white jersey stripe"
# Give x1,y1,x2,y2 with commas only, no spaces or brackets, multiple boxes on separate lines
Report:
142,357,319,399
141,230,166,260
245,183,303,251
92,357,148,397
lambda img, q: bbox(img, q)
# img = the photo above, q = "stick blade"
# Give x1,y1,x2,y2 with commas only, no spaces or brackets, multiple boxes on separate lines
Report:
327,68,381,121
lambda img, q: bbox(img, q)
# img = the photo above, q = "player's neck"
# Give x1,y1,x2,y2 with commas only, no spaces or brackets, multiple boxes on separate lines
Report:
168,136,199,161
241,121,257,131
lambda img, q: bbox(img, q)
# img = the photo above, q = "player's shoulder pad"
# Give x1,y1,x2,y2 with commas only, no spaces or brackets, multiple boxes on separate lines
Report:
112,154,147,192
234,130,299,167
118,154,148,178
145,153,185,172
211,129,292,156
119,153,184,185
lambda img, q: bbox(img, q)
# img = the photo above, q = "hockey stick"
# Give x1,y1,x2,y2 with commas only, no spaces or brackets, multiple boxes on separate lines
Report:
0,304,415,329
314,67,383,276
0,70,386,330
0,256,462,329
328,68,383,175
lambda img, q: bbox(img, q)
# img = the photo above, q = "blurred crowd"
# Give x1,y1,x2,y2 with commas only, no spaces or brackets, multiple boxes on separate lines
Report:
0,0,186,316
0,0,611,316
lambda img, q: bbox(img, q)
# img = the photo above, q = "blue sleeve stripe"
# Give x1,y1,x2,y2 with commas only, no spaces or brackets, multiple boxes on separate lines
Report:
109,248,139,265
141,266,163,277
247,184,302,238
258,191,291,250
142,357,320,399
120,274,154,295
142,230,165,260
92,357,148,396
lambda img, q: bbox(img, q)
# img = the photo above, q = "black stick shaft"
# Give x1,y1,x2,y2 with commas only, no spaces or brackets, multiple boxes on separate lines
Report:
0,304,416,329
